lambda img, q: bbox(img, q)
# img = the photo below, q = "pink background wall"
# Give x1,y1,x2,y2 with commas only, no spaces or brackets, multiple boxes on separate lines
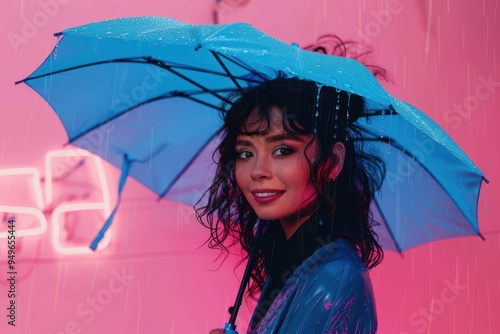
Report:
0,0,498,333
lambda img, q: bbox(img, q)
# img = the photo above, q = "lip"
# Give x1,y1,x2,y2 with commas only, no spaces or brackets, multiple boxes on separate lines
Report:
251,189,285,204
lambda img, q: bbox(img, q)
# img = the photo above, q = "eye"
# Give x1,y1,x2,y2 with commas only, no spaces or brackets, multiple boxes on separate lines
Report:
236,150,253,160
273,146,295,156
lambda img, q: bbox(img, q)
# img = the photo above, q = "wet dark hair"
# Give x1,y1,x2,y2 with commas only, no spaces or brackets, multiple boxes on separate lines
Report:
303,34,391,82
195,76,386,298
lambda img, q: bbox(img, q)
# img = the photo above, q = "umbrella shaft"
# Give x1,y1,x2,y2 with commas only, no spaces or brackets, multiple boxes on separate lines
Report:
228,222,263,325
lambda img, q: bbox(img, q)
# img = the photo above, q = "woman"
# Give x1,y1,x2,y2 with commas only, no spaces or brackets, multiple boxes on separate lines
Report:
197,76,386,333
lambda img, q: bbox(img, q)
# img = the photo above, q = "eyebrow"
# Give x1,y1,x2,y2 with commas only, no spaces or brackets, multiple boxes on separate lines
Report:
235,133,304,146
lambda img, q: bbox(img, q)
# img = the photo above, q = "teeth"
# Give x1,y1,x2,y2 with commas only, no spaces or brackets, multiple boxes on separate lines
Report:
254,192,279,198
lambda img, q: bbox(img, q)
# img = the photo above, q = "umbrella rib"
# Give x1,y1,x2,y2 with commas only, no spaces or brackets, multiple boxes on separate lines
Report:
214,53,269,81
16,59,131,84
66,90,227,144
147,57,233,105
373,199,403,253
157,129,223,199
210,50,243,92
361,126,484,244
136,57,264,84
16,57,264,85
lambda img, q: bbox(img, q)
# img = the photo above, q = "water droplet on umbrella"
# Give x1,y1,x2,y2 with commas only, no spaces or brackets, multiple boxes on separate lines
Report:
344,83,352,89
106,31,112,35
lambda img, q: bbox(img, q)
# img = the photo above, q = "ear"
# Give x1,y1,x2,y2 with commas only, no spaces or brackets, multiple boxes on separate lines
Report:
328,142,345,180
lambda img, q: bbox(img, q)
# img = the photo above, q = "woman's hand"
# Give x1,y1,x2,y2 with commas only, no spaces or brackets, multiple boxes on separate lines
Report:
209,329,225,334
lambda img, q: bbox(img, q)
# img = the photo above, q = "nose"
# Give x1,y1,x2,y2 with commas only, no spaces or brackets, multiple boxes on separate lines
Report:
250,155,272,180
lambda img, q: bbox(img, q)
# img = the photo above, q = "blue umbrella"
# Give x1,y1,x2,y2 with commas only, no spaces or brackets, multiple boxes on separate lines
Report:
17,17,487,253
17,16,488,333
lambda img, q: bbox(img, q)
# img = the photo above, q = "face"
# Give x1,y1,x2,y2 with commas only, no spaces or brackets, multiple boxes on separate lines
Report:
234,106,319,226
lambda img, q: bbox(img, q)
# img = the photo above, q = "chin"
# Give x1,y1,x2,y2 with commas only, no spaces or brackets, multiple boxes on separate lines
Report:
255,213,280,221
253,209,284,221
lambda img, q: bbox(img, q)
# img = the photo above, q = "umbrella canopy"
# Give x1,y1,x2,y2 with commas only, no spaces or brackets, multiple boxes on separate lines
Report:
17,17,486,253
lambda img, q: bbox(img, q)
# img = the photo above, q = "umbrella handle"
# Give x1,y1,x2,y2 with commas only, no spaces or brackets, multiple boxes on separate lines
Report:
226,221,264,329
223,323,238,334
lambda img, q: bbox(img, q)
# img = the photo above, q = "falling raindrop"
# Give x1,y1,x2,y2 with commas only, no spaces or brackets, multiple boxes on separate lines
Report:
346,92,351,121
53,44,58,60
380,110,385,137
335,89,340,111
313,83,324,134
483,185,488,212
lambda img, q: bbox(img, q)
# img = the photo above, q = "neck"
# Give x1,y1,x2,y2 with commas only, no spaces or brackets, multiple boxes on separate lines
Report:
279,203,319,239
279,215,310,239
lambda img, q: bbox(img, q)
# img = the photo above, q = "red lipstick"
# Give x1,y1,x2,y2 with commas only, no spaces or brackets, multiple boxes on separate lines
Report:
251,190,285,204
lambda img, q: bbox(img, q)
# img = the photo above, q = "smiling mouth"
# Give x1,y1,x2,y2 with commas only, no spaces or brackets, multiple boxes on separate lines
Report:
254,192,282,198
251,191,285,204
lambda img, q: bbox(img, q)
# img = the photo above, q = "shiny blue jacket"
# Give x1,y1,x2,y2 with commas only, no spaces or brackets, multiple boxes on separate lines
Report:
248,239,377,333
